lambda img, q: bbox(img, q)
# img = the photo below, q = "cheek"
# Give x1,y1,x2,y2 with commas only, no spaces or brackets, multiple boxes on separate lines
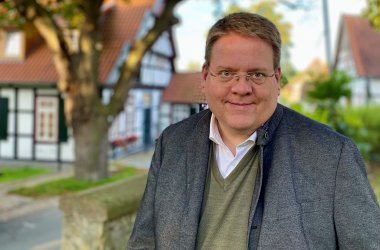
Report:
255,85,278,102
205,85,227,99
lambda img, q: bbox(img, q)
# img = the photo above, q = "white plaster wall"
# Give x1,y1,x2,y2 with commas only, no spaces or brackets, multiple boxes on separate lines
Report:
348,78,366,106
151,90,161,139
60,136,74,161
7,112,15,134
370,78,380,103
160,103,171,132
18,89,34,111
17,137,33,158
140,54,172,87
35,143,58,160
172,105,190,123
102,89,113,105
152,31,174,57
0,136,14,158
17,113,33,134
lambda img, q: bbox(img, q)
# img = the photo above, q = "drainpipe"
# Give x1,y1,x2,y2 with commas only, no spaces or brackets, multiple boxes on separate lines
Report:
322,0,333,74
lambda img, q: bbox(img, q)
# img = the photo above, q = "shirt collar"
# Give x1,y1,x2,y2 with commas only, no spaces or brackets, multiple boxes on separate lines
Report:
209,113,257,147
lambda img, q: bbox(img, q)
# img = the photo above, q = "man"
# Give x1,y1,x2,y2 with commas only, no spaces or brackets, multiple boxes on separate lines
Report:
128,12,380,249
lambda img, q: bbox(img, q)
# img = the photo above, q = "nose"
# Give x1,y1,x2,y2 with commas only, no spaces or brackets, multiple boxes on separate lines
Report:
231,76,253,95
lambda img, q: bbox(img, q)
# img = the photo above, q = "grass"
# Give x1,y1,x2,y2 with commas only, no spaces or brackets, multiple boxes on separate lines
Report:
0,167,50,183
10,166,146,198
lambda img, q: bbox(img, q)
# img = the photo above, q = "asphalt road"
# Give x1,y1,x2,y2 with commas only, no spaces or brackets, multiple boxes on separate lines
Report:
0,207,62,250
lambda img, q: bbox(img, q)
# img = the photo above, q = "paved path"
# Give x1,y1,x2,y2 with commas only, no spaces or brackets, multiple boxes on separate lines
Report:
0,149,154,249
0,207,62,250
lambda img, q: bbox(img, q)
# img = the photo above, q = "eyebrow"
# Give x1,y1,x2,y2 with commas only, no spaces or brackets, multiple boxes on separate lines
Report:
215,66,271,72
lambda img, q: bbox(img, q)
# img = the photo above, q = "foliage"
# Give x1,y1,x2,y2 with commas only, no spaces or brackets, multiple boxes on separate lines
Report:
363,0,380,32
0,0,85,27
0,167,49,183
293,103,380,166
307,70,352,127
290,103,329,125
336,105,380,164
369,167,380,203
10,166,145,197
305,70,380,165
307,71,352,103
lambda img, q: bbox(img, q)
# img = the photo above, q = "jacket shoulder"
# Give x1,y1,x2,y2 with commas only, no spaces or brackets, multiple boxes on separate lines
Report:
281,105,347,143
160,109,211,142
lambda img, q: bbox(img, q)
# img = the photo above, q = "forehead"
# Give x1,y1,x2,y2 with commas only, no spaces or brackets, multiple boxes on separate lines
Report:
209,33,274,70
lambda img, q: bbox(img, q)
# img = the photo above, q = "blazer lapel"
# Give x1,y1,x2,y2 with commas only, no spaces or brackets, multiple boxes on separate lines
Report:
180,110,212,249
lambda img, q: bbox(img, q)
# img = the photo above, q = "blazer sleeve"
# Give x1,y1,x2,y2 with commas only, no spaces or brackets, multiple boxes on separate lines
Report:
334,139,380,249
127,134,163,249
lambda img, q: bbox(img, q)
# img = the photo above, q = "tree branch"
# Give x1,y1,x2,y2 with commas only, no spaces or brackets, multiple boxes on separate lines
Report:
14,0,71,60
107,0,182,117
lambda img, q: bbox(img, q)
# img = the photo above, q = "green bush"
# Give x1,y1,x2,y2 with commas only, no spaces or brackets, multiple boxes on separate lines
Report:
290,103,329,125
290,104,380,165
337,105,380,163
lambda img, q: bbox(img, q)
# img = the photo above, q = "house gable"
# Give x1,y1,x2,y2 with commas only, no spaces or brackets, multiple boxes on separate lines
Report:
0,0,158,85
335,15,380,78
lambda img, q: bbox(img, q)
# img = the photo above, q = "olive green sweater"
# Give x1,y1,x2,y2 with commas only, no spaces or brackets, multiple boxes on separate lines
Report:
196,144,260,250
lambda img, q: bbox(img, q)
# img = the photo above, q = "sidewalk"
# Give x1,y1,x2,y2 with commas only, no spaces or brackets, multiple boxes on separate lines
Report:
0,168,73,222
0,149,154,223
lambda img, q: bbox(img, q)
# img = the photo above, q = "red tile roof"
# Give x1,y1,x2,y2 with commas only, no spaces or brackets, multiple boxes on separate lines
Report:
162,72,206,104
335,15,380,77
0,0,154,84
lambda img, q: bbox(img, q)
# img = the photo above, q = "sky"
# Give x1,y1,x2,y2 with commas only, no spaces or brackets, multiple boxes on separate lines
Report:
173,0,367,72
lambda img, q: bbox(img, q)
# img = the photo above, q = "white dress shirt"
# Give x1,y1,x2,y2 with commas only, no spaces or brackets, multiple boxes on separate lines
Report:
209,114,257,179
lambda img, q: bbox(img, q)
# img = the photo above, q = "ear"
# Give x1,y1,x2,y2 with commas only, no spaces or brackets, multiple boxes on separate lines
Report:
201,63,208,93
275,67,281,96
201,63,208,80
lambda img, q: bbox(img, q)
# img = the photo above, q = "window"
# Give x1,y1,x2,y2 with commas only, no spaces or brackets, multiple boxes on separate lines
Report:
35,96,59,143
4,31,22,58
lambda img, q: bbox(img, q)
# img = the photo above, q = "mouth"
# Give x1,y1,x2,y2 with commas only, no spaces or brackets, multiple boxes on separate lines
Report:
229,101,254,106
227,101,255,110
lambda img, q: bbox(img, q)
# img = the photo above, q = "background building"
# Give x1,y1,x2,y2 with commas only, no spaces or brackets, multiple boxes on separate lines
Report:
334,15,380,106
0,0,176,162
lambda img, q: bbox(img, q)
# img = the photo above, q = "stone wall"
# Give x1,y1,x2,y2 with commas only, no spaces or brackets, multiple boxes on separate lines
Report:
59,174,147,250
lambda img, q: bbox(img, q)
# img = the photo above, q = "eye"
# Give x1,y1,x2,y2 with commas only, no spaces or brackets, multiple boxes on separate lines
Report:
250,72,265,79
219,70,233,78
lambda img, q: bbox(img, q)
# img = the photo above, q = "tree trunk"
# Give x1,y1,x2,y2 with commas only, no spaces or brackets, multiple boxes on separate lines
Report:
73,114,109,181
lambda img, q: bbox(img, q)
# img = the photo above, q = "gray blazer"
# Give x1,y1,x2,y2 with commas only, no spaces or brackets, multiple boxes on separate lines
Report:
128,104,380,250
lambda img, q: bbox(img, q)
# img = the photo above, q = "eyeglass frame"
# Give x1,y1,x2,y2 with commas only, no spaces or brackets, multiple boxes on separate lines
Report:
207,68,276,85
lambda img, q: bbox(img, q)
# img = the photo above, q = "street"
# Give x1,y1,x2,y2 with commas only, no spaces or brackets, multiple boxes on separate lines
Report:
0,207,62,250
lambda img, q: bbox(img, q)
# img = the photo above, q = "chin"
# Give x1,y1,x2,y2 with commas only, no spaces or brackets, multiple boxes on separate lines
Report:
229,121,257,132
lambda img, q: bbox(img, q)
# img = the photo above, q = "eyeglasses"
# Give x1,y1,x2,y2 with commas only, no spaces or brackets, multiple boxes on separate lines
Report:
208,68,275,85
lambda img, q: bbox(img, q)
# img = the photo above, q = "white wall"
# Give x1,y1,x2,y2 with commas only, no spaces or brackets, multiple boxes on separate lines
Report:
0,87,74,162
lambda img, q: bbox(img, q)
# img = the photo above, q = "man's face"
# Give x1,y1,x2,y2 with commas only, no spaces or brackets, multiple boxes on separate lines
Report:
201,32,281,138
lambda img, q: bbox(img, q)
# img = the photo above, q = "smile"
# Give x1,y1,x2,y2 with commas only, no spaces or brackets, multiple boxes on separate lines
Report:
227,102,254,110
229,101,254,106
